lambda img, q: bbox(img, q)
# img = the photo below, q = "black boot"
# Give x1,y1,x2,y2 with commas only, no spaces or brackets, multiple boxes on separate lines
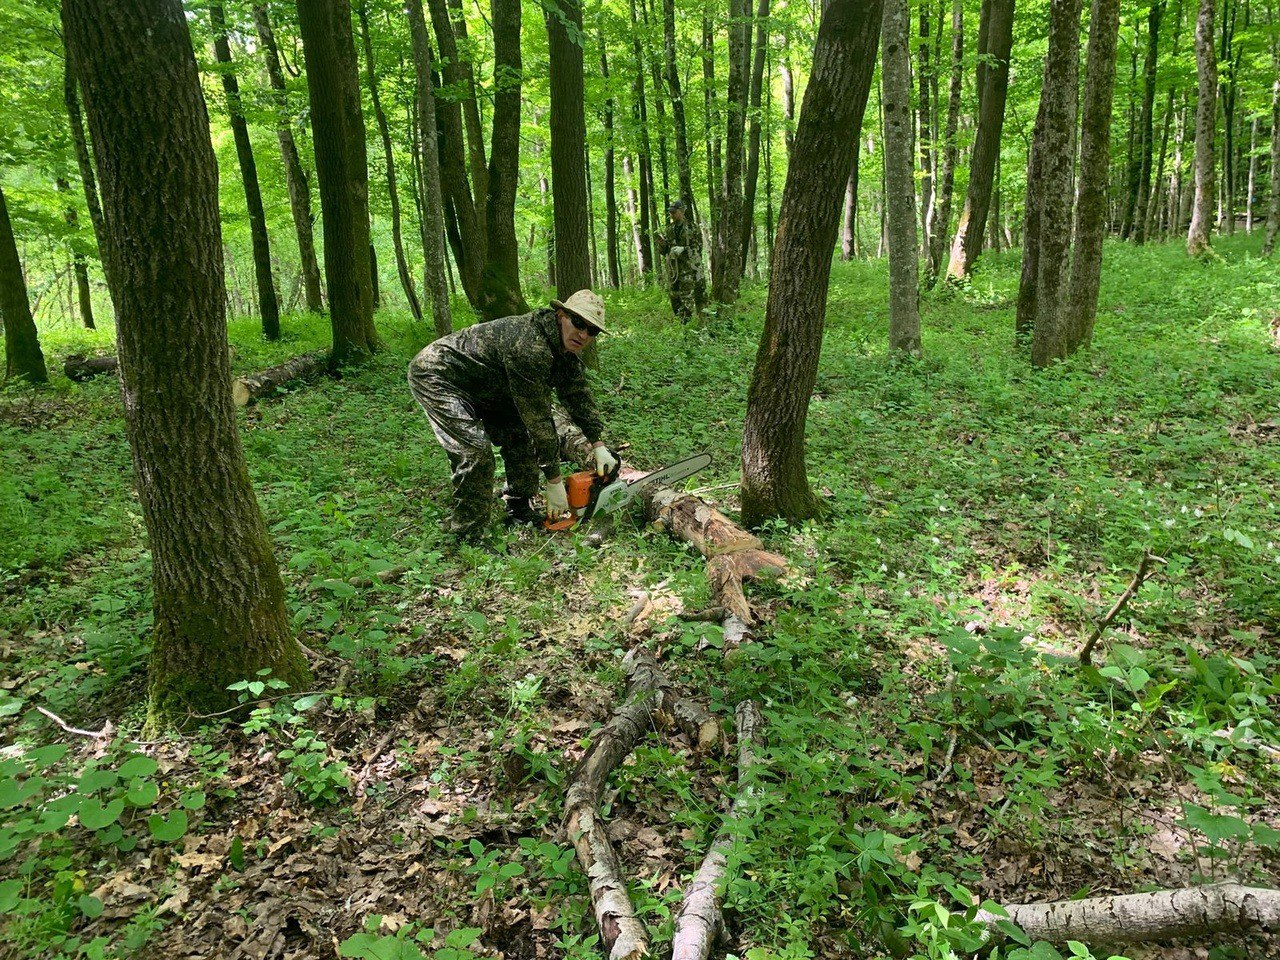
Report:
504,496,539,526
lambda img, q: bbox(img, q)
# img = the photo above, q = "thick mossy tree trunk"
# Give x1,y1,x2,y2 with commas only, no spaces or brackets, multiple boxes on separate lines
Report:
56,177,95,329
297,0,378,364
1186,0,1217,256
545,0,592,296
357,0,421,323
210,1,280,341
1062,0,1122,352
63,0,308,725
252,2,324,314
0,183,49,384
881,0,920,355
740,0,882,528
712,0,749,303
945,0,1015,281
405,0,452,338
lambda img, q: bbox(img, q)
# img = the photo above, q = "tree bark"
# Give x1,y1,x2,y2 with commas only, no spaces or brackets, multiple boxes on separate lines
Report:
358,0,422,323
0,182,49,383
1246,116,1258,232
601,44,621,288
712,0,749,303
703,9,722,241
738,0,771,274
945,0,1015,281
545,0,592,296
405,0,452,339
210,1,280,340
917,2,936,257
928,0,963,284
1062,0,1122,353
840,169,857,260
56,177,95,329
1187,0,1217,256
740,0,882,527
1263,71,1280,255
297,0,378,364
252,3,324,314
663,0,697,213
63,0,308,724
61,42,113,313
881,0,921,355
1133,1,1163,243
232,351,329,406
1026,0,1082,367
629,0,656,279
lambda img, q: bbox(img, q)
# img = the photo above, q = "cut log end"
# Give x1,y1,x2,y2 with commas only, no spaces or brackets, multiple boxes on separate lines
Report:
232,350,328,407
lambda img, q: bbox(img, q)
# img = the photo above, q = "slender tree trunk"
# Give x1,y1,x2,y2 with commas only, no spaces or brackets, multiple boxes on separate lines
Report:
841,170,857,260
1264,71,1280,255
56,177,95,329
1016,90,1047,338
631,0,655,277
1063,0,1123,352
1219,0,1238,236
545,0,592,296
1187,0,1217,256
946,0,1015,280
780,34,796,158
624,154,643,270
443,0,488,208
406,0,452,338
739,0,771,273
63,0,308,723
480,0,528,318
1134,1,1163,243
740,0,882,527
211,1,280,340
1025,0,1082,366
928,0,964,283
713,0,750,302
297,0,378,363
252,2,323,314
882,0,920,355
703,8,722,241
1246,116,1258,232
917,1,936,256
61,43,114,315
1147,85,1177,239
0,183,49,383
602,45,622,288
358,0,421,322
662,0,695,214
643,0,671,213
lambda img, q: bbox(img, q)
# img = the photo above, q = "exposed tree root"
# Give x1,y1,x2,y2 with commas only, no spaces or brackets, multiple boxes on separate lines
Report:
564,648,666,960
979,883,1280,945
670,701,763,960
231,350,328,406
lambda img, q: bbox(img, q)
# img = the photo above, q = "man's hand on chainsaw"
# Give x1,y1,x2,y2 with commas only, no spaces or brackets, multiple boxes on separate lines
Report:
592,444,620,477
544,477,569,518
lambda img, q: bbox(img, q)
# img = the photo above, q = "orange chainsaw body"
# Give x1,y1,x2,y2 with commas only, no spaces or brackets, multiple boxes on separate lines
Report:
543,469,599,531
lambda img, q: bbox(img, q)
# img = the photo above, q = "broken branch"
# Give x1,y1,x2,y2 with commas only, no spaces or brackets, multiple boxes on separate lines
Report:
1079,550,1157,665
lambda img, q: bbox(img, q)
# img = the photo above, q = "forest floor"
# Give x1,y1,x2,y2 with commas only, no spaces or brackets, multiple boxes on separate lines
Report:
3,238,1280,960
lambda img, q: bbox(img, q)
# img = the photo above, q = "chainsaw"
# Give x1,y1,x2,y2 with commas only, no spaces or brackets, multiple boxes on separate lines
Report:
542,451,712,532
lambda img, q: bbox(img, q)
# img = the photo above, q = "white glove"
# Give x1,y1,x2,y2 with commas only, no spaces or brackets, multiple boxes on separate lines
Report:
593,446,619,476
671,246,685,256
545,477,569,517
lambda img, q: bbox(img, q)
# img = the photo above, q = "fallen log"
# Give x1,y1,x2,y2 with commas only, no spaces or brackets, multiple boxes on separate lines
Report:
978,883,1280,946
670,701,763,960
232,350,328,406
63,354,118,382
564,649,665,960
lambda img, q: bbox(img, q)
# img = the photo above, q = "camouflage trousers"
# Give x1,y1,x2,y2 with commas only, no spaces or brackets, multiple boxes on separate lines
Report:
669,268,701,321
407,360,541,538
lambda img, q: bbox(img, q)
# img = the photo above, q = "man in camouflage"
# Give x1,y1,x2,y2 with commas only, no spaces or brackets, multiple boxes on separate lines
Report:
656,199,703,321
407,290,619,540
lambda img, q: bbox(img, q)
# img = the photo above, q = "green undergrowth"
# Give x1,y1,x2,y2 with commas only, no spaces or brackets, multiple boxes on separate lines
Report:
2,237,1279,959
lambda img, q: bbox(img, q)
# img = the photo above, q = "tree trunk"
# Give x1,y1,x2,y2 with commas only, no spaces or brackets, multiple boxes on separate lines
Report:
232,351,329,406
928,0,963,283
297,0,378,364
252,3,324,314
1133,1,1163,243
917,2,936,256
628,0,656,278
1265,72,1280,256
1146,84,1176,240
1026,0,1083,367
840,170,857,260
1187,0,1217,256
63,353,118,381
63,0,308,724
358,0,422,323
738,0,771,274
1219,0,1239,236
663,0,696,214
703,9,722,241
61,43,113,313
56,177,95,329
211,1,280,340
0,183,49,383
740,0,882,527
881,0,921,355
1246,116,1258,232
1062,0,1122,352
946,0,1015,281
405,0,452,338
644,0,672,214
779,33,795,158
602,45,622,288
545,0,592,296
713,0,749,303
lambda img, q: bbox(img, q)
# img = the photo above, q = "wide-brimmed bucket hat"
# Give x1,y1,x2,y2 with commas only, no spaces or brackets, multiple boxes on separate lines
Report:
551,289,607,334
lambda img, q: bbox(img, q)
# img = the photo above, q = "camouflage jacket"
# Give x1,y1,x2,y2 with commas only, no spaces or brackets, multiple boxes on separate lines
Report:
412,308,605,477
658,219,702,275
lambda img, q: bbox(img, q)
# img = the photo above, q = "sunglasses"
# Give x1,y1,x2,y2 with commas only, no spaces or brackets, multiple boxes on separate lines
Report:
566,313,602,337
